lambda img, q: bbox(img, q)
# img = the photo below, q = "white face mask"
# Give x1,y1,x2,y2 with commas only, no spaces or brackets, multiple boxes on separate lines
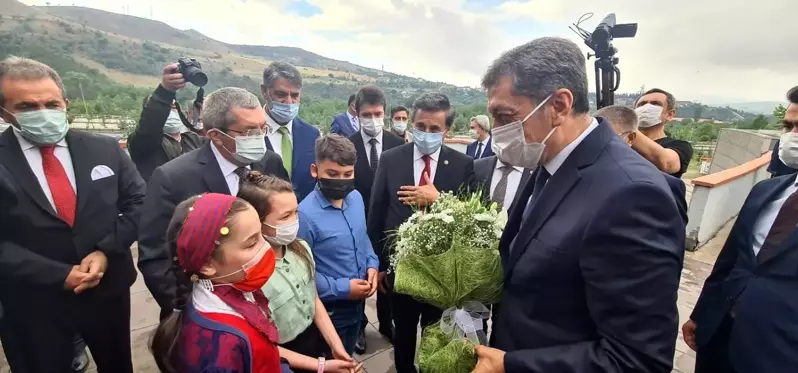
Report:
392,120,407,133
492,95,555,168
263,219,299,246
215,130,267,165
635,104,664,128
360,117,384,137
779,132,798,169
163,111,184,134
469,129,479,139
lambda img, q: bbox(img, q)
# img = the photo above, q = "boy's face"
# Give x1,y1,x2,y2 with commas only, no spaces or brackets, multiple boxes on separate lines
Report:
311,159,354,180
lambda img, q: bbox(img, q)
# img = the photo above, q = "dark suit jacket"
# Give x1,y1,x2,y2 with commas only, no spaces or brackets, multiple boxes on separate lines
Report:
466,137,495,159
0,130,144,304
691,174,798,373
137,142,288,311
367,143,476,271
663,173,688,227
493,120,684,373
473,155,533,215
264,117,320,202
349,130,404,218
331,112,358,138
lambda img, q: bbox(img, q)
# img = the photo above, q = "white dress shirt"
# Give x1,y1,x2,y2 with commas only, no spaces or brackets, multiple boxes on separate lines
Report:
347,112,360,131
14,130,76,209
475,136,491,158
413,146,441,186
751,175,798,256
210,142,250,196
361,131,383,165
266,108,293,160
489,161,524,209
543,118,600,177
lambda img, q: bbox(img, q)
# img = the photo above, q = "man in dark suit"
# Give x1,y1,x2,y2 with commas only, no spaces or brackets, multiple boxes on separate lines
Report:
368,93,476,373
0,57,145,372
261,62,320,202
684,91,798,373
347,85,403,352
331,94,360,137
466,114,495,159
138,87,288,319
472,38,683,373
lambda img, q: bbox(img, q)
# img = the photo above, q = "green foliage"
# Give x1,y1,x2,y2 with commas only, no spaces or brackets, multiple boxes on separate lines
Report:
774,104,787,122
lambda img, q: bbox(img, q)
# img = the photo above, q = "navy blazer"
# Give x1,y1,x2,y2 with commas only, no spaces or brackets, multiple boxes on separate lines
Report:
691,174,798,373
493,119,684,373
466,137,495,159
330,112,358,138
265,117,320,202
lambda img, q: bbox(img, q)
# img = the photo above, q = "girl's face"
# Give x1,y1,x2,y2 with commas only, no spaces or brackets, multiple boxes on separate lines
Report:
261,191,298,237
200,205,267,284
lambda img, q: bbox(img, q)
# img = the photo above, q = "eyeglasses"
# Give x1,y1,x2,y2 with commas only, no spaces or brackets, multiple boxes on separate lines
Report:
226,125,270,137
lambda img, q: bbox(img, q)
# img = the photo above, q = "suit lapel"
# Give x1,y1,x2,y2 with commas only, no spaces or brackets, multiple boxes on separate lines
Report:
353,133,373,182
499,168,536,271
401,144,415,187
199,143,231,194
0,131,58,218
757,175,798,265
507,167,534,213
433,146,453,191
66,132,94,222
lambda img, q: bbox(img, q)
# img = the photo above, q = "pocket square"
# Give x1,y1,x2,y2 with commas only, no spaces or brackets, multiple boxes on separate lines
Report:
90,165,115,181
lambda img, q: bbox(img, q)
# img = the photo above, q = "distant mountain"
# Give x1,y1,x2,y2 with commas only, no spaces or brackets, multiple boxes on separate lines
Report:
723,102,783,115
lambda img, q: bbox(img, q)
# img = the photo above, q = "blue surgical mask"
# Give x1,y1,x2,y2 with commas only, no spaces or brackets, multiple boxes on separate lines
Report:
412,128,444,155
269,101,299,124
163,111,184,134
4,108,69,145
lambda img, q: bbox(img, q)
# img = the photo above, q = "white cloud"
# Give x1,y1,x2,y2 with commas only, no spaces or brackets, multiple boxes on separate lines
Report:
20,0,798,103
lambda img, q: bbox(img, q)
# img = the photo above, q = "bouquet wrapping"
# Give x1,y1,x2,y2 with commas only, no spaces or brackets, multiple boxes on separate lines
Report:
391,192,506,372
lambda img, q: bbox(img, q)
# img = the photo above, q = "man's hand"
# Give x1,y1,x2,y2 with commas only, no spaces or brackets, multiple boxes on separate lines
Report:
377,271,390,293
74,251,107,294
472,345,505,373
64,265,91,291
682,320,697,351
161,63,186,92
348,279,371,300
366,268,378,297
324,359,363,373
398,172,439,207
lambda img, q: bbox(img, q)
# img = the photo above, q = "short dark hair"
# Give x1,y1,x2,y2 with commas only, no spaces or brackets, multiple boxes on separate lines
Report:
263,62,302,89
412,93,455,128
787,86,798,104
347,94,356,106
354,85,386,114
639,88,676,111
391,105,409,117
314,134,356,166
595,105,638,132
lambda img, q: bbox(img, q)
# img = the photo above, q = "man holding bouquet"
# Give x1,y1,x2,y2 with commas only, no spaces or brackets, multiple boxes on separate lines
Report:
472,37,684,373
368,93,476,373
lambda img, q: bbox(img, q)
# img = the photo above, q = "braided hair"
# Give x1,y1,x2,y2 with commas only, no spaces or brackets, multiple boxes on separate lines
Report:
238,171,314,274
149,195,250,373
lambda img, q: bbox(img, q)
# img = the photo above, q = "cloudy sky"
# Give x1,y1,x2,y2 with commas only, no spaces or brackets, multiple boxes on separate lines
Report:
22,0,797,104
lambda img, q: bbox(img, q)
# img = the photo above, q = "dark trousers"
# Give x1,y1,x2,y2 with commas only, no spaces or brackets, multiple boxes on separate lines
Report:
324,300,364,356
1,292,133,373
376,288,393,332
281,323,325,373
392,293,443,373
695,314,736,373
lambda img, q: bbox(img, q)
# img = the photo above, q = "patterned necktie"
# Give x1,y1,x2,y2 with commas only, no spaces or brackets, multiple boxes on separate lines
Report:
475,142,483,159
758,190,798,263
523,167,550,218
234,167,249,189
40,145,76,226
491,162,514,209
277,126,292,175
368,138,379,174
419,155,431,186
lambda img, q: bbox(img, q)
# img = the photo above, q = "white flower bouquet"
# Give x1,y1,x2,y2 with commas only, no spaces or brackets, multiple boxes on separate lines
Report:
391,192,507,373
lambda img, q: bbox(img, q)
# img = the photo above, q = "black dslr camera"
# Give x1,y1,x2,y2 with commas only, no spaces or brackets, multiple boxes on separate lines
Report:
177,57,208,87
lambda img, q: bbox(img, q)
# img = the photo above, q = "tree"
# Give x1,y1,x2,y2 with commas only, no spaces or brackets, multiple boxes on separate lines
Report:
750,115,769,130
774,104,787,122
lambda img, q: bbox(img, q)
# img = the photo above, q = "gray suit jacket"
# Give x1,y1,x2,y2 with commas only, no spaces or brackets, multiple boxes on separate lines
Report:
474,156,533,215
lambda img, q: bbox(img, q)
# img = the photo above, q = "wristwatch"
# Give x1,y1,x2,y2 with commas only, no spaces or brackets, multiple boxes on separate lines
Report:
317,357,326,373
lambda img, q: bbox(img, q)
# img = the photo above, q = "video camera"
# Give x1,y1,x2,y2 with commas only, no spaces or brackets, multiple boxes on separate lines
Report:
570,13,637,109
177,57,208,87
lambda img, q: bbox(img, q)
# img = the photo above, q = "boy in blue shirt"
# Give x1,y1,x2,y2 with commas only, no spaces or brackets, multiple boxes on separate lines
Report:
297,134,379,355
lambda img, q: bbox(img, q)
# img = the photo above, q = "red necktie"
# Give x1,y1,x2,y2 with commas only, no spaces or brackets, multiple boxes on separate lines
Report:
419,155,431,186
40,146,76,226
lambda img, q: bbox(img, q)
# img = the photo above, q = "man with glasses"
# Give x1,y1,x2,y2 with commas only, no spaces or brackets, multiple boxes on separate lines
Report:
137,87,289,320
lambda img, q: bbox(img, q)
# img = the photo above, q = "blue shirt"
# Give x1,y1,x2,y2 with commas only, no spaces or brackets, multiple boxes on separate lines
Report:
298,188,379,301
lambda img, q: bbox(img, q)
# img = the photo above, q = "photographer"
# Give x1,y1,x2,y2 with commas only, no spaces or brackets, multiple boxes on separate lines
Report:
128,63,206,182
632,88,694,178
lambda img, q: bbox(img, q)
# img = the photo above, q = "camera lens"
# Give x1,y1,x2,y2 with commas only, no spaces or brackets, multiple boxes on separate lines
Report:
182,65,208,87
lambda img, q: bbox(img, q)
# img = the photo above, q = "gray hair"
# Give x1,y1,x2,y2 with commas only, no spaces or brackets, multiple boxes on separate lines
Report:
482,37,590,114
470,114,491,132
202,87,262,131
596,105,638,133
412,93,456,128
0,56,66,107
262,62,302,89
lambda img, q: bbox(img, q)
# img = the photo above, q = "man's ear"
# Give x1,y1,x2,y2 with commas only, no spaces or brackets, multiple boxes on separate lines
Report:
64,98,70,107
664,108,676,122
310,163,318,179
627,132,637,146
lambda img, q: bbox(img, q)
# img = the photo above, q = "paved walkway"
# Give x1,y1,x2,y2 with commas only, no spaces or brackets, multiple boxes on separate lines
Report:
0,218,730,373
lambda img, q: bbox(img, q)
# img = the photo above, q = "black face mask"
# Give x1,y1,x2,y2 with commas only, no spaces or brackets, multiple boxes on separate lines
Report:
317,178,355,200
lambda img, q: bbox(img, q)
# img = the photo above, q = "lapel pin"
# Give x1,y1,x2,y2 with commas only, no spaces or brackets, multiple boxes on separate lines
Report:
444,160,449,165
